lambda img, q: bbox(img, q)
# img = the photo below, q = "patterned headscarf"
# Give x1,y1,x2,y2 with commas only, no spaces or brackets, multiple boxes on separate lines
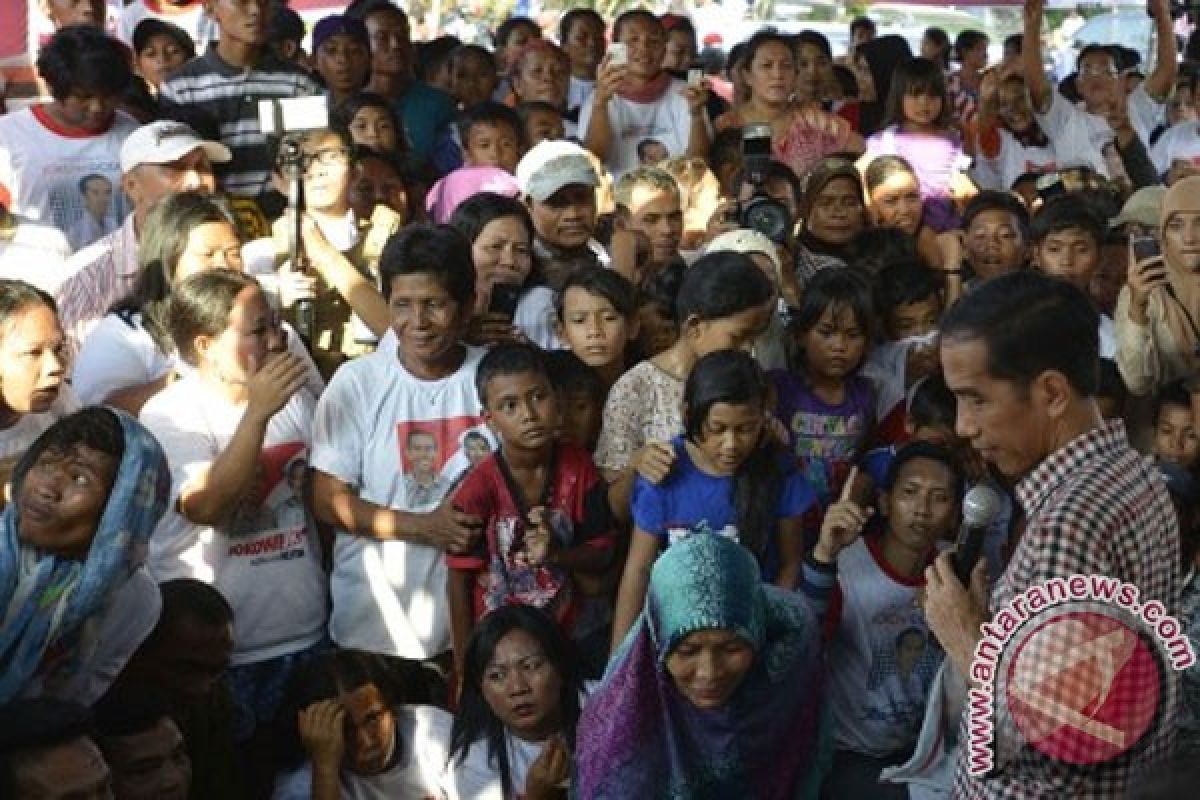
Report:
575,534,830,799
0,409,171,702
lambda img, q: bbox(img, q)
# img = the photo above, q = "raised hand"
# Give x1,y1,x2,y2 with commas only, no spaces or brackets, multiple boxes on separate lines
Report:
246,351,308,421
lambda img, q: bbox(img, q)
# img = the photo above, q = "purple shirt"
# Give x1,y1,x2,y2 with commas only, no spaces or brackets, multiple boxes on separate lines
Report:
865,126,968,232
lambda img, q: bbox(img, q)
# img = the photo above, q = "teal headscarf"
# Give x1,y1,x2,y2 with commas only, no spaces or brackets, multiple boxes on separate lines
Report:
0,408,171,702
577,534,831,799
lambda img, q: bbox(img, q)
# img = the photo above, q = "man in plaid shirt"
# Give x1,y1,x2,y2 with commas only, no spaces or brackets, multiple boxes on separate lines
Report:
924,272,1180,798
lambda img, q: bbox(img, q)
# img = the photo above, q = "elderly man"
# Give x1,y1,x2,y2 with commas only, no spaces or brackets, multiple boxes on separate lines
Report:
55,120,229,348
924,271,1180,798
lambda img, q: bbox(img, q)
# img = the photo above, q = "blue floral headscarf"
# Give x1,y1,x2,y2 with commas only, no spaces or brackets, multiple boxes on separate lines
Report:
0,408,170,702
576,534,830,799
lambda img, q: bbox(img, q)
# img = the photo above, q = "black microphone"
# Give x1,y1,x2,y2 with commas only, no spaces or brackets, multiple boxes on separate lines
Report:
954,485,1003,585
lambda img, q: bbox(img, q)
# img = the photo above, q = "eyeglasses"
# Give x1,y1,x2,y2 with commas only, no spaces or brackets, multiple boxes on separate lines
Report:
303,147,352,169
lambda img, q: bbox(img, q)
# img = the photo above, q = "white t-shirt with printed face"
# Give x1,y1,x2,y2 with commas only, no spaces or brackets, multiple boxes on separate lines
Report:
0,213,72,294
0,108,137,239
578,78,703,177
140,375,328,666
1035,85,1161,178
310,344,492,660
1150,119,1200,176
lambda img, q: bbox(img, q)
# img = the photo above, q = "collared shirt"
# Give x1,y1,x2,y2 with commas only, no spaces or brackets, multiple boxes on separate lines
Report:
56,214,139,351
953,420,1180,799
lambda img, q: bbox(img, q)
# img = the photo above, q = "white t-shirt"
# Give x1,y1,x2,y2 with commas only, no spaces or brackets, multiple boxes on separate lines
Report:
578,78,706,177
567,75,594,115
0,107,136,238
0,385,80,462
140,375,328,666
0,213,72,295
1035,86,1160,178
446,729,547,800
115,0,218,49
1150,119,1200,176
272,705,453,800
310,345,490,660
970,127,1058,192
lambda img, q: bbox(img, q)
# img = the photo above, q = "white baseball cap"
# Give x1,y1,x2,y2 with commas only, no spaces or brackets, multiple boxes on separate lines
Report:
516,140,599,203
120,120,232,174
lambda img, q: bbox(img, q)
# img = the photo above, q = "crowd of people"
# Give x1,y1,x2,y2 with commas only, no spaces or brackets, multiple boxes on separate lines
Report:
2,0,1200,798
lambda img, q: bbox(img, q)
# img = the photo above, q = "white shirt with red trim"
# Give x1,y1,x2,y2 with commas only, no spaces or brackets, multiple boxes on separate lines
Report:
0,107,136,239
826,537,944,758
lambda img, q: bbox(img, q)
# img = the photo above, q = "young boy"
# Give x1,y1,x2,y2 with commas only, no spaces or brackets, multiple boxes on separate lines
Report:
863,260,943,445
1030,193,1116,356
458,102,523,174
447,343,616,678
961,190,1029,283
1153,381,1200,470
545,349,607,452
555,266,638,389
517,101,566,147
801,442,963,796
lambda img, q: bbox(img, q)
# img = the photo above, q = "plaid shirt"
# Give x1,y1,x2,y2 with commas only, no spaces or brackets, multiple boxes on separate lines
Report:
953,421,1180,799
55,214,139,352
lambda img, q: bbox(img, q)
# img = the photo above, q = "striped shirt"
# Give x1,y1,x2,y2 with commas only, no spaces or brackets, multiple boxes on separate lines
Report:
56,214,139,352
159,49,320,198
953,420,1180,799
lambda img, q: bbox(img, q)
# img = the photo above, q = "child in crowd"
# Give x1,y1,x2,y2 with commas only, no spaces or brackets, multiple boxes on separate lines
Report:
459,102,524,174
449,45,501,110
634,266,682,360
861,374,959,489
862,57,973,233
802,442,963,798
132,18,195,94
555,267,638,389
612,349,817,647
332,92,406,157
517,101,566,147
447,344,615,678
1029,193,1115,357
961,189,1030,283
1153,381,1200,470
545,350,607,452
772,268,876,506
863,260,943,444
595,252,775,522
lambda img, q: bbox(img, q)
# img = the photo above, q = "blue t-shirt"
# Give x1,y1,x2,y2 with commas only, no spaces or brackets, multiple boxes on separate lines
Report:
630,436,816,579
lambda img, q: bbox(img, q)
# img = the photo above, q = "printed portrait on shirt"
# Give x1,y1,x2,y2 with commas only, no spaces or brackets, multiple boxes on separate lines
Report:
863,610,943,734
45,160,129,240
395,417,492,510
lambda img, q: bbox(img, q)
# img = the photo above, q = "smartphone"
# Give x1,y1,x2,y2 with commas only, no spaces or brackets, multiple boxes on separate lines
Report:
1131,234,1161,262
608,43,628,66
687,67,704,87
489,282,522,320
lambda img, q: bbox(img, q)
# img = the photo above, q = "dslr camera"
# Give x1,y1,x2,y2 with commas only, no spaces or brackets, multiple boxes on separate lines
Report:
735,124,792,244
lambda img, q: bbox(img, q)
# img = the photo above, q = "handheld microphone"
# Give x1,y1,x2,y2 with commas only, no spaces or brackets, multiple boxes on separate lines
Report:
953,485,1003,585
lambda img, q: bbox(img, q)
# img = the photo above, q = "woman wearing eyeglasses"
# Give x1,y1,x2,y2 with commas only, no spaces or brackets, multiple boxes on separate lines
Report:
715,31,864,183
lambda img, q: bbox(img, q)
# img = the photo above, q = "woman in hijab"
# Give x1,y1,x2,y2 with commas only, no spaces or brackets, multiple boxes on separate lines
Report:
1116,175,1200,397
794,158,866,289
575,533,829,800
0,407,171,704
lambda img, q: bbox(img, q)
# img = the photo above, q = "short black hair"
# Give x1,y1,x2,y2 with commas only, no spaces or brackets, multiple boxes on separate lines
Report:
475,342,550,408
417,34,462,81
19,407,124,487
0,698,94,796
559,8,604,42
155,578,234,635
964,190,1030,240
495,16,539,50
544,349,605,404
1154,380,1193,425
556,267,637,320
954,30,989,60
1097,358,1128,413
876,259,941,315
346,0,407,22
1030,194,1105,247
910,374,956,431
37,25,134,102
267,5,305,42
940,271,1099,396
675,251,775,326
379,224,475,305
457,101,523,148
846,226,917,277
1003,33,1023,56
93,683,172,740
883,440,965,501
850,16,876,36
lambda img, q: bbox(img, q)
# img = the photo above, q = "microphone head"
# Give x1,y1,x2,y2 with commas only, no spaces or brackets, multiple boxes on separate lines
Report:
962,485,1003,528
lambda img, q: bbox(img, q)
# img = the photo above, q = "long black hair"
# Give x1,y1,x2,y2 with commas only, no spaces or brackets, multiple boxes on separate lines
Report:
449,606,583,797
682,349,780,559
883,56,952,131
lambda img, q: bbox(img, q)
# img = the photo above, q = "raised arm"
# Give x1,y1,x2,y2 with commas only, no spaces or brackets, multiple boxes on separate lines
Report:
1143,0,1179,101
1022,0,1053,113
